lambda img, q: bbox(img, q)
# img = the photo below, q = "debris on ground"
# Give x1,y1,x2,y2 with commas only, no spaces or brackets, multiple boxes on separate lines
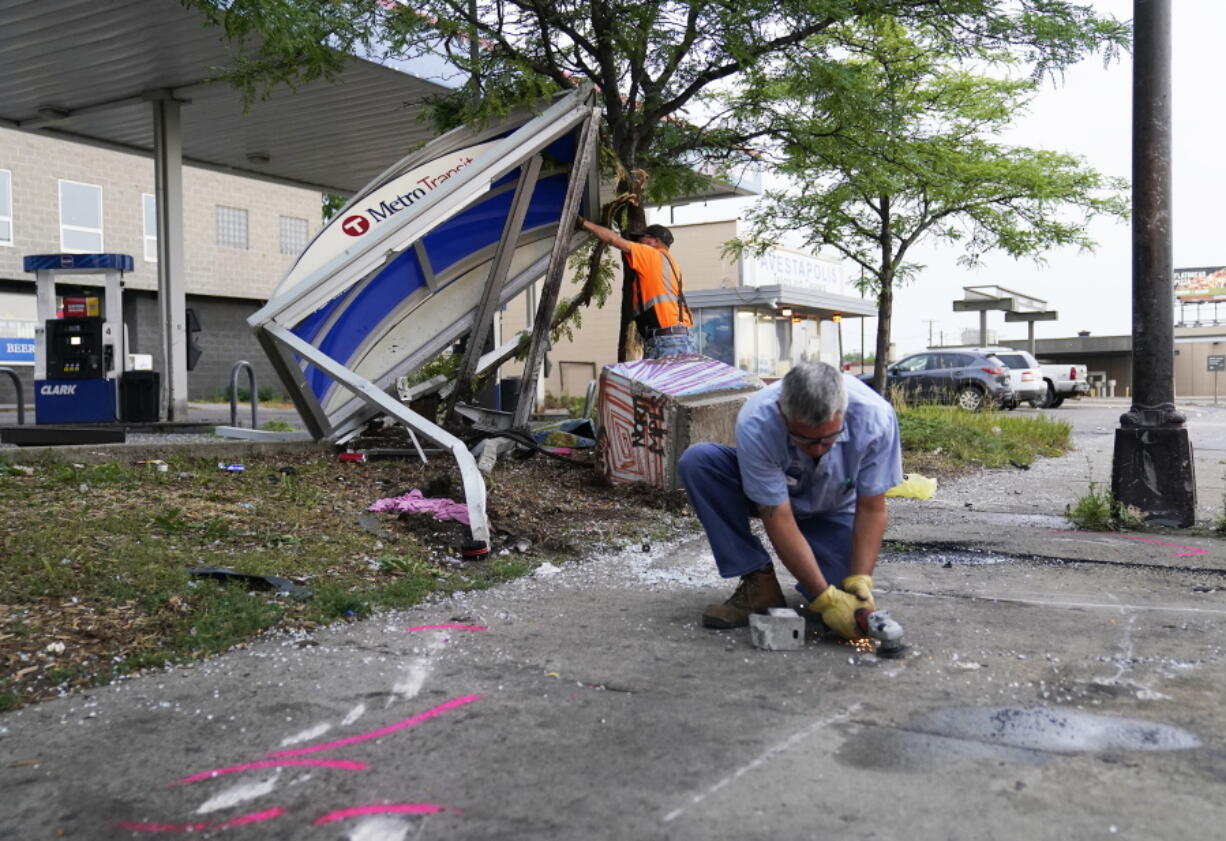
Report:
186,567,315,599
368,489,471,524
885,473,938,500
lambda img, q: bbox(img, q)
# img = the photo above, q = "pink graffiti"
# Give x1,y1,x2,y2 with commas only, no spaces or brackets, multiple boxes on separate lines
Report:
114,807,285,833
405,623,488,632
1052,530,1209,557
268,694,482,758
314,804,450,825
173,758,368,785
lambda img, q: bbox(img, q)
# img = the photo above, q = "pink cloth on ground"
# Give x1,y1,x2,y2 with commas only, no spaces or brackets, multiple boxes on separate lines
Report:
367,489,471,525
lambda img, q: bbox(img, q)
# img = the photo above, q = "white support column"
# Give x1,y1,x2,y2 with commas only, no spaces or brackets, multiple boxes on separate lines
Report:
152,94,188,420
32,269,57,381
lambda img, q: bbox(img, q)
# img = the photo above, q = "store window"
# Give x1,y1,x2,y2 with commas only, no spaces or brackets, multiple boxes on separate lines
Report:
59,179,104,252
279,215,309,256
0,169,12,246
694,307,733,365
789,316,821,366
216,205,249,249
142,194,158,262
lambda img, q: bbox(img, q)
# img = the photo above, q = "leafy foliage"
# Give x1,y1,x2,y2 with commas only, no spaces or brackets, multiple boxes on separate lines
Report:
722,19,1128,390
184,0,1128,359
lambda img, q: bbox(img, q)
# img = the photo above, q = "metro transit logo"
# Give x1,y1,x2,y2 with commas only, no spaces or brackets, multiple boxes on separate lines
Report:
341,215,370,237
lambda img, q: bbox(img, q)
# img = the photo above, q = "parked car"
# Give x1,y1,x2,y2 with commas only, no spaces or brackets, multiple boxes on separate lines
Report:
967,347,1046,408
860,350,1014,410
1037,362,1090,408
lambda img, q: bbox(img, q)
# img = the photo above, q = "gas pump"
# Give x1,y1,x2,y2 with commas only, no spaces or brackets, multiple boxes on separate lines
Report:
23,254,132,424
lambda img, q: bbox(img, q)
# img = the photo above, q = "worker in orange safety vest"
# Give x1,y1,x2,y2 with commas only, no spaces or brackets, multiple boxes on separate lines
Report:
575,217,696,358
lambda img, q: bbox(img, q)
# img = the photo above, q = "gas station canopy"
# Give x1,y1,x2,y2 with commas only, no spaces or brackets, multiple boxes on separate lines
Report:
0,0,456,195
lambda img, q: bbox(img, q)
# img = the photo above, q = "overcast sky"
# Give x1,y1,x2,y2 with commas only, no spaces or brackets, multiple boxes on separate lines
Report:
655,0,1224,357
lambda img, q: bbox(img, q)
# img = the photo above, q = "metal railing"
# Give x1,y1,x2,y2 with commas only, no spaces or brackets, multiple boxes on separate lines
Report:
0,368,25,425
229,361,258,428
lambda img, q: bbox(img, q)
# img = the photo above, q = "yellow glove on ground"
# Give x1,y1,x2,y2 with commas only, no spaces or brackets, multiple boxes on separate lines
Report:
842,574,876,612
810,585,860,640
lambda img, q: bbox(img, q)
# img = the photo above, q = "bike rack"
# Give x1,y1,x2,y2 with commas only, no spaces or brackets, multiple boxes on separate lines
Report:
229,361,258,429
0,367,25,425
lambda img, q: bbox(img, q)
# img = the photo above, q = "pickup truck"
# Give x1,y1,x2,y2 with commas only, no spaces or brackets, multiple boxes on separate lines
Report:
1038,362,1090,408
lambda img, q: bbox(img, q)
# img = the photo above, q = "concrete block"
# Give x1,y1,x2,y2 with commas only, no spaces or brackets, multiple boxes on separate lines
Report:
596,355,762,491
749,608,805,651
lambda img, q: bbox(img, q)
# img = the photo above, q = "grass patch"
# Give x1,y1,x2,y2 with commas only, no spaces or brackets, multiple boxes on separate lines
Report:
0,449,686,710
897,405,1071,477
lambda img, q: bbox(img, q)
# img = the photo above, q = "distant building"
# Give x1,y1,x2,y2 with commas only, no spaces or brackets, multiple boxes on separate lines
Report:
0,127,320,400
997,325,1226,398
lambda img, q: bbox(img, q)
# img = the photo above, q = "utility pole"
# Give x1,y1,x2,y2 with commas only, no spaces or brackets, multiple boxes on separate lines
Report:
922,320,938,348
1112,0,1196,526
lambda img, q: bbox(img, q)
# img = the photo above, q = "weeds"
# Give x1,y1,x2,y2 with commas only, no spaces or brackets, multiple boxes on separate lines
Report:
1066,481,1144,530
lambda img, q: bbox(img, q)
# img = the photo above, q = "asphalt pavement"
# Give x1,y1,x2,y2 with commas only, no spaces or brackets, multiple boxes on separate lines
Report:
2,398,1224,840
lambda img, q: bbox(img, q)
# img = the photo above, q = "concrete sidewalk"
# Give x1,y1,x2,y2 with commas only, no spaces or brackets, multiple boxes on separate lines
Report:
1,398,1223,840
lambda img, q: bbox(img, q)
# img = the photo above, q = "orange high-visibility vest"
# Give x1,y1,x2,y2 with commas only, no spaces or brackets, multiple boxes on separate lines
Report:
625,241,692,332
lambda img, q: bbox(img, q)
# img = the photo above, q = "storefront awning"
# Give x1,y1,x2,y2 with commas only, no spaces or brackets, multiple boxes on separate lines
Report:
686,284,877,317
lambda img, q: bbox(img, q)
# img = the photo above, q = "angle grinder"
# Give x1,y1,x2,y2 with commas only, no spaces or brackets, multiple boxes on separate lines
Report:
855,608,906,658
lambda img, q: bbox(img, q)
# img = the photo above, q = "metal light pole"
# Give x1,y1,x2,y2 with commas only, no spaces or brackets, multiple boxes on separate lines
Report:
1111,0,1196,526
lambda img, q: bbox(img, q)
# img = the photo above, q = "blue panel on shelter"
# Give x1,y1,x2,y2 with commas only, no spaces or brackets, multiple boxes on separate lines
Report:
23,254,134,273
308,249,430,400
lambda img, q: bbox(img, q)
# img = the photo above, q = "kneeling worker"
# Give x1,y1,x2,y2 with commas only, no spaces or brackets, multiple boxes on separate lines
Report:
678,361,903,639
576,217,695,358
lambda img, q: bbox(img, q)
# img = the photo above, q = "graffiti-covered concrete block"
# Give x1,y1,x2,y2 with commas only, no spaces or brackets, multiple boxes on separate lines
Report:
595,354,763,491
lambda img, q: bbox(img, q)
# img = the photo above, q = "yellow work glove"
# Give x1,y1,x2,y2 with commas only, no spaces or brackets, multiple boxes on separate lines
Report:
809,585,860,640
842,574,876,612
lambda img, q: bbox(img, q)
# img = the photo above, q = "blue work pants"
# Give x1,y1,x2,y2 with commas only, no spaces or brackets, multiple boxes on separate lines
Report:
677,442,853,600
643,333,697,359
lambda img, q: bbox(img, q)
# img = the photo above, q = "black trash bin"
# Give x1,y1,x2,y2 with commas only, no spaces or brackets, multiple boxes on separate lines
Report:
120,370,160,422
499,376,521,414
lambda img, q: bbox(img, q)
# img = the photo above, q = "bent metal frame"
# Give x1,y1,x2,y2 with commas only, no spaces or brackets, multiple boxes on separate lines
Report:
249,86,601,551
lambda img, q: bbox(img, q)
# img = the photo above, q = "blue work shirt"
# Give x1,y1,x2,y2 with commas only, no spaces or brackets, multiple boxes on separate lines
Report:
735,374,903,517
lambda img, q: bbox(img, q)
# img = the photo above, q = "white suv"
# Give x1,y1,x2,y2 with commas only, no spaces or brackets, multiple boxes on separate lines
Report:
967,347,1045,408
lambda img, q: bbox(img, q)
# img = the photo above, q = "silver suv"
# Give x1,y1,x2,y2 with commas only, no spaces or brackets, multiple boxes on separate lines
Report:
968,347,1045,408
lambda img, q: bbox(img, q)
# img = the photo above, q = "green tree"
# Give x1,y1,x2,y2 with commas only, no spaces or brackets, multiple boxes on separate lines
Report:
727,20,1129,392
185,0,1127,360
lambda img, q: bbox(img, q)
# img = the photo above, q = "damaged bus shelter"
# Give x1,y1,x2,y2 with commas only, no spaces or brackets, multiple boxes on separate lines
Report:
249,86,601,556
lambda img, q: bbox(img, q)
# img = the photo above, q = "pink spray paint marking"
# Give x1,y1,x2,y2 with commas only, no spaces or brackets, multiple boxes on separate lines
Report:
1051,530,1209,557
314,803,451,825
172,758,368,785
405,623,487,632
268,694,481,758
113,807,285,833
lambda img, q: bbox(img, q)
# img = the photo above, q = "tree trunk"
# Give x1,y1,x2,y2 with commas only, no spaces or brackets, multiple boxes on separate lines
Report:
615,175,647,362
871,195,894,394
873,273,893,395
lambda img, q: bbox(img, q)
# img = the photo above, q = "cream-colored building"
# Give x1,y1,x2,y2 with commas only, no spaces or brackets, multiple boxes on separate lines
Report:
0,127,320,399
501,218,876,399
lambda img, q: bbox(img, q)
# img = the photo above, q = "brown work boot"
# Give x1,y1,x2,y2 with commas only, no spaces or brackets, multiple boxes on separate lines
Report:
702,566,786,629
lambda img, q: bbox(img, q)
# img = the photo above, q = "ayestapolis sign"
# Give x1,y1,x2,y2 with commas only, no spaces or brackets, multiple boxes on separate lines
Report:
281,141,499,291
